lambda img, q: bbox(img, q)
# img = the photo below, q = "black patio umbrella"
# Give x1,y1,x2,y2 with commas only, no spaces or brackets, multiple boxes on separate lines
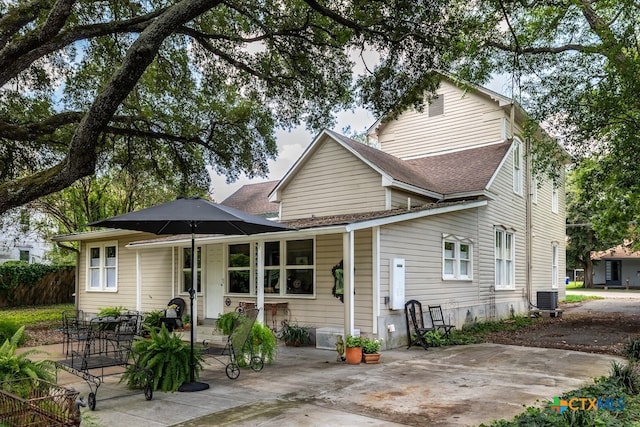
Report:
89,196,292,392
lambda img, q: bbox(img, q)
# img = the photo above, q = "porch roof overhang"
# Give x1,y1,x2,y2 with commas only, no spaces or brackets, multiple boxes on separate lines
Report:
52,228,146,242
124,199,487,249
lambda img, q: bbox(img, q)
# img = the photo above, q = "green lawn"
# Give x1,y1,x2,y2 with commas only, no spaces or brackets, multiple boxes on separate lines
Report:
0,303,74,328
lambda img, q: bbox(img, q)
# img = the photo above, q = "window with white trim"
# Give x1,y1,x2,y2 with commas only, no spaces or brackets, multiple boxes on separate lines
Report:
181,246,202,293
442,235,473,280
495,228,515,289
551,243,559,289
228,243,251,294
226,239,315,296
87,241,117,291
513,141,523,195
552,185,559,213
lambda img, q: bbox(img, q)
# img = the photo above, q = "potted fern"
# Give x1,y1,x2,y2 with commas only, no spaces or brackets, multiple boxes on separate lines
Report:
123,323,203,392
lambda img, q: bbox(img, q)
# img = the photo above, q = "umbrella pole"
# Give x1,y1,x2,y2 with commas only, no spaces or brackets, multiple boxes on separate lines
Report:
179,227,209,392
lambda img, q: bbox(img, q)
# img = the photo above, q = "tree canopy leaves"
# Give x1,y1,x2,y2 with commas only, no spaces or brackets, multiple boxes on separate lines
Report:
0,0,481,214
477,0,640,238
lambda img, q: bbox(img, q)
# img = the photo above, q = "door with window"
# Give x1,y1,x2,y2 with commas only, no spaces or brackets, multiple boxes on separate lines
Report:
605,260,622,286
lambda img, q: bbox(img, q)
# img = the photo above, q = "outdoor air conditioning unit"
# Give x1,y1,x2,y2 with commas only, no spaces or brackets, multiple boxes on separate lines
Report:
537,291,558,310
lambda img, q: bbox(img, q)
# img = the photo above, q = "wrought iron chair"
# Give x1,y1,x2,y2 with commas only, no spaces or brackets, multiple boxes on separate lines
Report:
404,300,433,350
428,305,455,339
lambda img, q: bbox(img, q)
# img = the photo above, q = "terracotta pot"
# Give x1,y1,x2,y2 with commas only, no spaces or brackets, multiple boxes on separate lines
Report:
363,353,381,364
345,346,362,364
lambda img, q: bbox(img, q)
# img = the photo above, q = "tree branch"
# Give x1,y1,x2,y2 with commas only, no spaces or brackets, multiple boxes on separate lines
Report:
0,0,224,214
0,8,167,85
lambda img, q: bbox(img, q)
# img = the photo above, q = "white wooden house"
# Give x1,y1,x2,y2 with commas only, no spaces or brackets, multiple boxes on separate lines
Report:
54,77,566,349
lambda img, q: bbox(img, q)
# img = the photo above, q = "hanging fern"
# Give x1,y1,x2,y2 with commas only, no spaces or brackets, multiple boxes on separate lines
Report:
122,324,203,392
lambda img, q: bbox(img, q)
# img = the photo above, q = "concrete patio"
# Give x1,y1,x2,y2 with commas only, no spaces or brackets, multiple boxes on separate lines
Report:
33,340,622,427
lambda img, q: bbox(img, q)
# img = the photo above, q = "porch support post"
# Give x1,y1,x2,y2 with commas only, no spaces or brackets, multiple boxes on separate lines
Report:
343,231,355,336
256,241,265,324
135,250,142,312
372,226,380,335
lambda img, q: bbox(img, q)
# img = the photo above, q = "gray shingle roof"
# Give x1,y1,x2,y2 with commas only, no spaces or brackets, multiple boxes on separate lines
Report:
221,131,511,221
221,180,279,216
327,129,511,195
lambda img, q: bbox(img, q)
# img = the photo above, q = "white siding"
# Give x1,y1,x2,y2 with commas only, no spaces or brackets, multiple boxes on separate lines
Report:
279,138,386,220
377,81,507,158
377,210,480,327
219,231,375,334
77,232,172,316
390,189,434,209
530,170,566,302
479,149,528,314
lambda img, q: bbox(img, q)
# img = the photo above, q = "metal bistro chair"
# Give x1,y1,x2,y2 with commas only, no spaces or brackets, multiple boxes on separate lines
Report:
428,305,455,339
62,310,89,356
404,300,433,350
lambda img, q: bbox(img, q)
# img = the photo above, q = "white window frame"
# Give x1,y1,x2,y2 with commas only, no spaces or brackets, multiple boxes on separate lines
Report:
225,238,316,298
551,243,559,289
494,228,515,290
179,246,203,295
552,185,559,213
227,243,252,295
442,234,473,281
513,140,523,196
86,241,118,292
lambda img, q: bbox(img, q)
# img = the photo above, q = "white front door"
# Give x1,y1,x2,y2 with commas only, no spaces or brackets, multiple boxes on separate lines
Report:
205,244,224,318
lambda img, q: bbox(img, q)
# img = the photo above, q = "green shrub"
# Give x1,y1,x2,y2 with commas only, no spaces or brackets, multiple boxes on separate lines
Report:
142,309,163,334
123,323,203,392
609,361,640,394
423,330,447,347
277,322,311,346
624,338,640,362
0,319,27,346
97,306,126,317
0,327,55,383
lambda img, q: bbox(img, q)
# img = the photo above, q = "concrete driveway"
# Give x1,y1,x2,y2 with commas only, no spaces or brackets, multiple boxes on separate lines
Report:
45,340,621,427
566,288,640,314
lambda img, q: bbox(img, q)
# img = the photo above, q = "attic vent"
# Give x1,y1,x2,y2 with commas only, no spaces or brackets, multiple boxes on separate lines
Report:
428,95,444,117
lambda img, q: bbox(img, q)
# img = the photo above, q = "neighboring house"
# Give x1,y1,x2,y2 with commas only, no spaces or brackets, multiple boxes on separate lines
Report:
53,77,566,349
591,244,640,288
0,211,52,264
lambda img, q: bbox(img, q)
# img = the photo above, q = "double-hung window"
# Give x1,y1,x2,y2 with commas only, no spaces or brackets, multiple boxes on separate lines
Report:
442,235,473,280
495,228,515,290
513,140,523,196
181,246,202,293
87,241,117,291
